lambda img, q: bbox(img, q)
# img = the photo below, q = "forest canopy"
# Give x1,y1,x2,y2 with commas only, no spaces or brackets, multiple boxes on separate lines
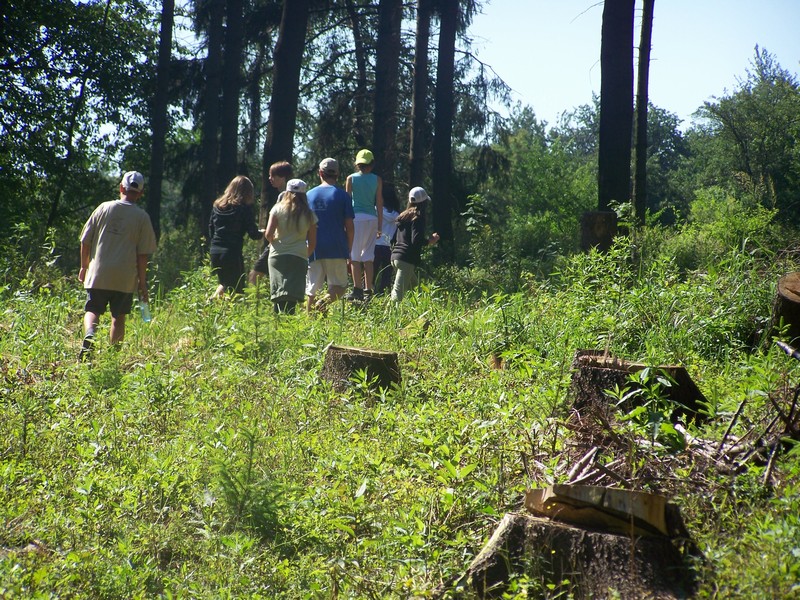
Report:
1,1,799,293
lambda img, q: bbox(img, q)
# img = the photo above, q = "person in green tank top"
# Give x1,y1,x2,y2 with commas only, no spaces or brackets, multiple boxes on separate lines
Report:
344,149,383,301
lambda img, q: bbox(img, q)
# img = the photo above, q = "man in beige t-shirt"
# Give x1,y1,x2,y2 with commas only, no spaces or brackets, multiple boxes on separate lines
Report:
78,171,157,360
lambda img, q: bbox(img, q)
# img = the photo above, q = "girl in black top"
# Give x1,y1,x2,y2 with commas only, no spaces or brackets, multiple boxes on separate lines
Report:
390,187,439,301
208,175,262,298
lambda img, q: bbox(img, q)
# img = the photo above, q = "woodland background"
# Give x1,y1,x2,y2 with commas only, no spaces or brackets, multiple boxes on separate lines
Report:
2,0,799,290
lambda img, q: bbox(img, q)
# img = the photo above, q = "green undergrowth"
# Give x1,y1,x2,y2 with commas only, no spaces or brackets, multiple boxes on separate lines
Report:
2,240,800,598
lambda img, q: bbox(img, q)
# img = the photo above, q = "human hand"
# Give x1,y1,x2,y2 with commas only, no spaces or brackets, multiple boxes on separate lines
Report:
78,267,86,283
430,233,440,245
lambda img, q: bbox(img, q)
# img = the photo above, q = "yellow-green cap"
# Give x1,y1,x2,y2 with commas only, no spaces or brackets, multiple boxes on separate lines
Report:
355,149,374,165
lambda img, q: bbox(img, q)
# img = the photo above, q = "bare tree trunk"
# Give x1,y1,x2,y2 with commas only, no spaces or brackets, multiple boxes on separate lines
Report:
199,0,224,238
372,0,402,209
219,0,245,185
633,0,655,225
409,0,431,189
597,0,634,212
345,0,370,148
244,44,267,162
261,0,310,217
148,0,175,240
431,0,457,260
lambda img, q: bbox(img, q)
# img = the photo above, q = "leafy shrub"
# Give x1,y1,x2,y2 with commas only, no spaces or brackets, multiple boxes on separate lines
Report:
659,186,780,272
151,220,204,294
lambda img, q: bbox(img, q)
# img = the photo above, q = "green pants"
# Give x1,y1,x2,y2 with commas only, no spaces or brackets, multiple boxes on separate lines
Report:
391,259,417,302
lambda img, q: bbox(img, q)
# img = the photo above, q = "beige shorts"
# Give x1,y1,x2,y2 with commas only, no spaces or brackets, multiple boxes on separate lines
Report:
351,214,378,262
306,259,349,296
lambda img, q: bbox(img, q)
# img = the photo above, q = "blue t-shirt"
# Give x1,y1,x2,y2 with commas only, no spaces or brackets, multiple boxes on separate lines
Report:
307,183,354,261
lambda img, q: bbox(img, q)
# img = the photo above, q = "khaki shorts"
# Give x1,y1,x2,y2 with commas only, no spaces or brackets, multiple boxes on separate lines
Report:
306,259,349,296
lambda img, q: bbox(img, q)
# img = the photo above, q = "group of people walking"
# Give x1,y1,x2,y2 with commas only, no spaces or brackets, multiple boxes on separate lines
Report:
208,150,439,314
75,151,439,361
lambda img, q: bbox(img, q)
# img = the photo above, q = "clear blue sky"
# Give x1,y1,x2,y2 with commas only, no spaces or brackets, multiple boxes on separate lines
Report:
469,0,800,128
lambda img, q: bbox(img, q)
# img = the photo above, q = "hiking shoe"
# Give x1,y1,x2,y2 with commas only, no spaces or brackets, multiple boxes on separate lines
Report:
345,288,364,302
79,333,94,362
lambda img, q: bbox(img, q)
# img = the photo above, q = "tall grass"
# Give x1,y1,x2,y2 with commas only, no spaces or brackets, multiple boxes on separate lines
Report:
2,212,800,597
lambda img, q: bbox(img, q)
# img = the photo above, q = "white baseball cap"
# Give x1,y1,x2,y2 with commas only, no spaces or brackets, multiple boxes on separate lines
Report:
286,178,307,193
121,171,145,191
408,186,430,205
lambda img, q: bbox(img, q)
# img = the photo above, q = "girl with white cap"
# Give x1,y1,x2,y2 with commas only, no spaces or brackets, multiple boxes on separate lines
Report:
390,187,439,302
264,178,317,314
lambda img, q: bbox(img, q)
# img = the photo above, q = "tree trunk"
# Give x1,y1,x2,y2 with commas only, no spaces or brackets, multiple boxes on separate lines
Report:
320,345,401,393
597,0,634,212
770,272,800,345
580,210,617,252
372,0,402,211
244,44,267,161
431,0,457,260
219,0,245,185
409,0,432,189
436,511,699,600
345,0,370,148
148,0,174,240
633,0,655,225
199,0,225,238
261,0,310,215
569,349,708,425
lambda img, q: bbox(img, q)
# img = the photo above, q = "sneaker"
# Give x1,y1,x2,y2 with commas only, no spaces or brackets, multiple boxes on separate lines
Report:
79,333,94,362
363,289,374,302
345,288,364,302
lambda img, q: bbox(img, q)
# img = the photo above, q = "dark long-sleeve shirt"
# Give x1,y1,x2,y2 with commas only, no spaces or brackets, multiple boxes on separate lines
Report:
208,204,260,254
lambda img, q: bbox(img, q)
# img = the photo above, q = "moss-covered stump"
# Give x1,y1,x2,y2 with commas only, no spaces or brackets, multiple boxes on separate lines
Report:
320,344,401,392
569,349,707,424
770,271,800,344
440,511,698,599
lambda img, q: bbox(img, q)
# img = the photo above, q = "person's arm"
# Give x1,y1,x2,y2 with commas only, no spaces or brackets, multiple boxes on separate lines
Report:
245,205,262,240
375,176,384,232
137,254,149,302
306,222,317,257
264,212,279,244
344,218,354,254
78,241,91,283
345,175,353,195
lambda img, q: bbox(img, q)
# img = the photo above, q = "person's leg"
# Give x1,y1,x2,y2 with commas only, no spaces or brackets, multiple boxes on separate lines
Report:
363,261,374,294
349,262,364,298
327,260,350,301
373,245,392,293
80,290,107,361
391,259,416,302
110,313,126,344
211,284,225,300
83,311,99,338
249,248,270,284
329,285,346,301
306,261,323,312
108,292,133,345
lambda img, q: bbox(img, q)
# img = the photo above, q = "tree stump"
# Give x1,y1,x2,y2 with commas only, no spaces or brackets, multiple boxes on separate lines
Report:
580,210,618,252
319,345,401,392
569,349,707,424
770,272,800,344
439,511,699,599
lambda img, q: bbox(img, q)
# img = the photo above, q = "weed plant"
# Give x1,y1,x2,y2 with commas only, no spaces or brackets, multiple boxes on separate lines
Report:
2,216,800,598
